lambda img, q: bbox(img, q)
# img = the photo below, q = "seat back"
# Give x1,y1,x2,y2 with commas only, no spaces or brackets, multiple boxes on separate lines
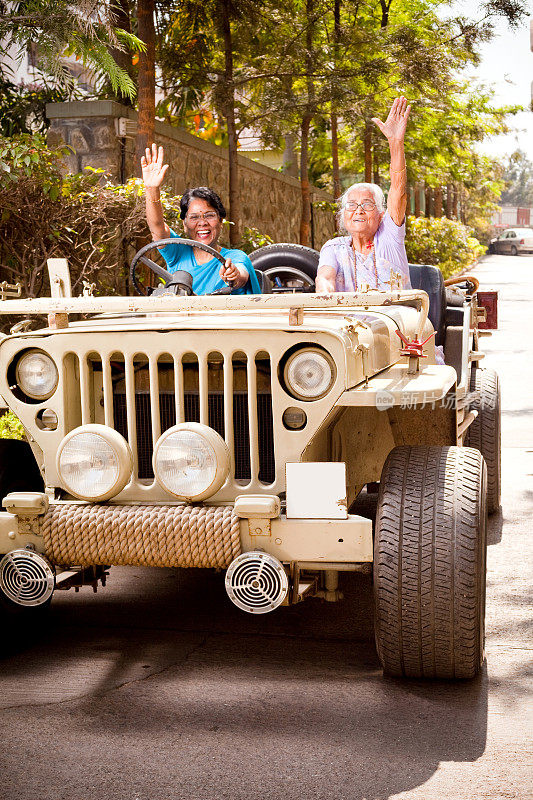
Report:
254,268,273,294
408,264,446,347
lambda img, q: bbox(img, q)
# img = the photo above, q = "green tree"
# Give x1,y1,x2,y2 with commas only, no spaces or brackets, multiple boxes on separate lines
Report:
500,150,533,207
462,153,505,242
0,133,181,298
0,0,142,99
305,0,527,225
148,0,526,247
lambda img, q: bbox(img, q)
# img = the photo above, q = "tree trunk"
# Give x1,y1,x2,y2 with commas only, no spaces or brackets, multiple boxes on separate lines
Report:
331,113,341,199
373,144,379,186
134,0,156,178
380,0,393,26
226,107,240,245
434,186,443,217
414,182,421,217
405,183,411,216
425,185,432,217
282,134,298,177
452,183,459,218
331,0,341,199
299,0,315,246
300,113,313,246
218,0,240,245
445,182,453,218
364,122,372,182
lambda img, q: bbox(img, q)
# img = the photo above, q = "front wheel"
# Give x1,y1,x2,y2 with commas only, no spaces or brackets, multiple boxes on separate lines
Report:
374,446,487,680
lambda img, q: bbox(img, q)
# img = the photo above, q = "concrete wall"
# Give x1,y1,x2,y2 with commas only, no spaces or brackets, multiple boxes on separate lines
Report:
46,101,336,249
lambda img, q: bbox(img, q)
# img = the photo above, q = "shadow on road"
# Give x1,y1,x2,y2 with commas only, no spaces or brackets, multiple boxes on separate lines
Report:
487,506,503,545
0,565,489,800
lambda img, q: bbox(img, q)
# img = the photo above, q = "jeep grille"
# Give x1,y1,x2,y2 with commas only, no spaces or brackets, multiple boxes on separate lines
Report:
88,349,275,488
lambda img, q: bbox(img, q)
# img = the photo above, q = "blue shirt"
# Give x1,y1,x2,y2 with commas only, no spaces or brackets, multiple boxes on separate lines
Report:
159,229,260,295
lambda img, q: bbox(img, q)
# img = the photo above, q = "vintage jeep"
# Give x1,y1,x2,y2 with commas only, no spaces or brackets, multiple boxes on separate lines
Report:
0,240,500,680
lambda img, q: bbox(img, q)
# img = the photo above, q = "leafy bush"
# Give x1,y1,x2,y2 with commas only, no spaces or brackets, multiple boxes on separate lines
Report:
0,133,128,294
0,411,25,440
0,134,184,298
405,215,484,279
237,225,273,254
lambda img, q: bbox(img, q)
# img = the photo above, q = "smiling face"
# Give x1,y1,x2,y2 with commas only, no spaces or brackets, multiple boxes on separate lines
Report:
344,187,384,242
183,198,223,249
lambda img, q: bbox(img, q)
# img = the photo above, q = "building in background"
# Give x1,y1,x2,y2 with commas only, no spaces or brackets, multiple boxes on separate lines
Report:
491,206,532,230
1,39,96,93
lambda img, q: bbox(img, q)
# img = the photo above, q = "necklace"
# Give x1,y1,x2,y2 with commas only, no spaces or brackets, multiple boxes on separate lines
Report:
352,239,379,290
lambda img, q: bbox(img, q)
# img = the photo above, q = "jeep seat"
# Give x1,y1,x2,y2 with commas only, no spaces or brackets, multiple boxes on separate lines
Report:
254,268,273,294
408,264,446,347
445,287,465,326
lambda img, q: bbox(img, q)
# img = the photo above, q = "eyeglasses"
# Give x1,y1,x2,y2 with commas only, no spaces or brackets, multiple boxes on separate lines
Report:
186,212,219,223
344,200,377,213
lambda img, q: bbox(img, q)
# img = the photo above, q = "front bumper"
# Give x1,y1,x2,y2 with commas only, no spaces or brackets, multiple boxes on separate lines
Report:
0,494,373,569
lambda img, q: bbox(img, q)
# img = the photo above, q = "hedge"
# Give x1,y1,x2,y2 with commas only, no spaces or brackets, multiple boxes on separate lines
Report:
405,215,484,279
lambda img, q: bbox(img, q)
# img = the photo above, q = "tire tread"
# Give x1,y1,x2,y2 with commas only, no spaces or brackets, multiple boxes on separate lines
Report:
374,446,487,680
465,367,501,513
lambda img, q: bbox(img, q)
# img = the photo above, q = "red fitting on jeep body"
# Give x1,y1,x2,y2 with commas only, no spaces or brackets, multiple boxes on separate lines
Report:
395,329,435,358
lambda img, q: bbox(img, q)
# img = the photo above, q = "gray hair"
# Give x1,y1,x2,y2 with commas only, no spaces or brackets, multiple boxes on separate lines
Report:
336,182,386,233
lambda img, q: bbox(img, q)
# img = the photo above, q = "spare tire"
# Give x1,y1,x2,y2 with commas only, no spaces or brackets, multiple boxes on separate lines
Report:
249,243,320,280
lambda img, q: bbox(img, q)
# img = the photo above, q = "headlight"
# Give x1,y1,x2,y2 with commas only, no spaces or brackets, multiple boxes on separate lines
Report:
153,422,230,501
57,425,132,501
15,349,58,400
283,348,335,401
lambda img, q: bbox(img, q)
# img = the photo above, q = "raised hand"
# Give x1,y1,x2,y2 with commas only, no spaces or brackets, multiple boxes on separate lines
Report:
141,143,169,189
372,96,411,143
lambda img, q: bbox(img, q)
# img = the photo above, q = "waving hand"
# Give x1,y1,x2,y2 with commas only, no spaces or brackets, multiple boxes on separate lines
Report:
141,143,169,189
372,96,411,144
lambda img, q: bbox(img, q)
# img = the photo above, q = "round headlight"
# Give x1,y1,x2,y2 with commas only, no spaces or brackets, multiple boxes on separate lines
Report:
153,422,230,501
57,425,133,501
283,348,335,401
16,350,58,400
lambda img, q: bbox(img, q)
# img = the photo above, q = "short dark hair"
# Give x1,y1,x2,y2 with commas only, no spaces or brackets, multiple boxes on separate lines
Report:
180,187,226,220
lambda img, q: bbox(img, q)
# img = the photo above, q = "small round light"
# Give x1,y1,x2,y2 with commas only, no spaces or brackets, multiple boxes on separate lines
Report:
283,348,335,401
282,407,307,430
36,409,58,430
153,422,230,501
57,425,132,501
16,350,58,400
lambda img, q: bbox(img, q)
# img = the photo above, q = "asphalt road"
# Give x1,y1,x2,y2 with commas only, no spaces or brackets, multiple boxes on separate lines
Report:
0,254,531,800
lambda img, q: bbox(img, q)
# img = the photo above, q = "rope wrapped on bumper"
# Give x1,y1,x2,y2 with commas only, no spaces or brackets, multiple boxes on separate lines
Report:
41,503,241,569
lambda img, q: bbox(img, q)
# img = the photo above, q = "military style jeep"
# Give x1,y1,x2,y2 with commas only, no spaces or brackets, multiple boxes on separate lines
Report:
0,241,500,680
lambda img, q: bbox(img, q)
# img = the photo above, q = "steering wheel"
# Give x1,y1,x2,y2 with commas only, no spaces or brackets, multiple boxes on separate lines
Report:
129,238,231,296
444,274,480,296
264,266,315,293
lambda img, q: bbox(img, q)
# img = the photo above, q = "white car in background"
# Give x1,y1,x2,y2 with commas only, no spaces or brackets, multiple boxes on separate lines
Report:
489,228,533,255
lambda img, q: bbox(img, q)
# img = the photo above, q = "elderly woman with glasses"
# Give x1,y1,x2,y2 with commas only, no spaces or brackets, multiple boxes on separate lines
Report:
141,144,260,294
316,97,412,294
